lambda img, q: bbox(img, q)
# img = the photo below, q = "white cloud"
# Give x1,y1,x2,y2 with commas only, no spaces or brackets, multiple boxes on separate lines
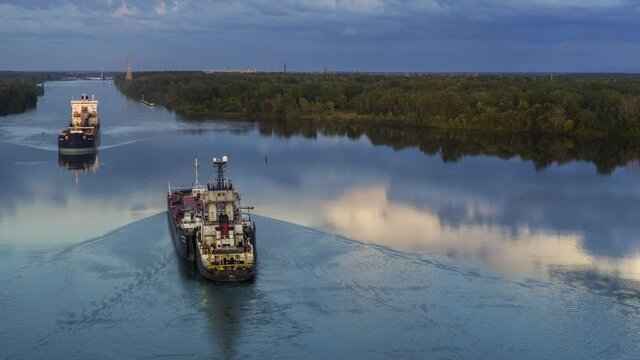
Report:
505,0,625,8
154,1,167,15
112,1,137,18
288,0,386,14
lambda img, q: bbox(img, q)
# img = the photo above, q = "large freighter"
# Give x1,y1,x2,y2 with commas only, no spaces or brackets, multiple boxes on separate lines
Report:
168,156,256,281
58,93,100,153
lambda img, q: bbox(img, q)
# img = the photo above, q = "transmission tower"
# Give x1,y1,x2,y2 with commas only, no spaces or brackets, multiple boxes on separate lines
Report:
125,56,133,80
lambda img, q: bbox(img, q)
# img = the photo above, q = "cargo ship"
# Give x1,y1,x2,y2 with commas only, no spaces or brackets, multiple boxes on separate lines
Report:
168,156,256,281
58,93,100,153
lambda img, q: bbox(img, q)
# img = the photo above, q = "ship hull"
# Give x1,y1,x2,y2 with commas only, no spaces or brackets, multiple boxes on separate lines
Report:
195,251,256,282
58,127,100,154
167,195,196,262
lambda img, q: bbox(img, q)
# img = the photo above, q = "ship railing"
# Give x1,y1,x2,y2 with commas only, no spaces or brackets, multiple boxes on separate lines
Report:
207,263,253,270
68,130,95,136
168,182,206,192
192,184,207,195
168,183,193,192
210,247,249,255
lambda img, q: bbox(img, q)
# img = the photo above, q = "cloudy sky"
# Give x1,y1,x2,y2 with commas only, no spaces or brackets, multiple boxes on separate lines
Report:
0,0,639,72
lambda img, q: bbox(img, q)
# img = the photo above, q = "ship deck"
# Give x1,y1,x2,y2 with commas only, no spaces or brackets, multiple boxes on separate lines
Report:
168,191,202,223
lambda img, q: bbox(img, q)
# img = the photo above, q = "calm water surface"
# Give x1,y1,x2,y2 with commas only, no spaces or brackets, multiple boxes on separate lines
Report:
1,81,640,359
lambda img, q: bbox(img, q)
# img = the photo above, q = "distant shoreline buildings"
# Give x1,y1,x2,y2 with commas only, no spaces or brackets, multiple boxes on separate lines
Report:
203,68,256,74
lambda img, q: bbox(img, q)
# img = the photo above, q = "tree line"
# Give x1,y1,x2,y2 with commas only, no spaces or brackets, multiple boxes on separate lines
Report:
0,72,48,116
116,72,640,136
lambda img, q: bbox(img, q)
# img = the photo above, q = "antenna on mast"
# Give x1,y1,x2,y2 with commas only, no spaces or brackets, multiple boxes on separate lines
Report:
194,157,200,186
212,156,228,190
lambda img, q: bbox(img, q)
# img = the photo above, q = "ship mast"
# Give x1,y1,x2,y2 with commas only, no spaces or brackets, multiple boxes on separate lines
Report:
212,156,228,190
194,157,200,186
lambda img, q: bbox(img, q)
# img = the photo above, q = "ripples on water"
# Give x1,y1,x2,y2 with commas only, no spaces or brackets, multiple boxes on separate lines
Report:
2,214,640,359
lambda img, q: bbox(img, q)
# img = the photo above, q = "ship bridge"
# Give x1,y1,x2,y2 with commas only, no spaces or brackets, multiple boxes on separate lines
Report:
70,93,99,127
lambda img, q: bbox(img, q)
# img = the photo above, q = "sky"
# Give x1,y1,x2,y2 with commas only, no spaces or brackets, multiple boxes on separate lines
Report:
0,0,639,72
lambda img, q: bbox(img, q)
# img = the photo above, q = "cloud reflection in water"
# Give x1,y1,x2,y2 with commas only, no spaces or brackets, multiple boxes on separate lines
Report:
323,186,640,284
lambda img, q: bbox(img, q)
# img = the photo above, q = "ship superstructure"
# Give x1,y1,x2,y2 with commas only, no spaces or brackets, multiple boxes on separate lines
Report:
168,156,256,281
58,93,100,153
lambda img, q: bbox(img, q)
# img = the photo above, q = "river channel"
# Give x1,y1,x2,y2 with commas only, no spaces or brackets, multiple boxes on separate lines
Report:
1,80,640,359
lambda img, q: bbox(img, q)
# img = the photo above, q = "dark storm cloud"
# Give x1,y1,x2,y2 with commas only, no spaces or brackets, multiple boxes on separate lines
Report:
0,0,639,70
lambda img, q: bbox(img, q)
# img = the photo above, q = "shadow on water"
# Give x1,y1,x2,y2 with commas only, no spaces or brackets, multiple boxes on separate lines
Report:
176,254,199,281
201,282,254,359
58,151,98,171
58,151,100,185
175,255,255,360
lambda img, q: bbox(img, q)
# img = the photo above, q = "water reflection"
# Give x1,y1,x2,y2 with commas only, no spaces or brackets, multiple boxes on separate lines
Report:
322,186,640,284
58,151,99,185
175,255,252,359
58,151,98,171
256,119,640,174
198,282,252,359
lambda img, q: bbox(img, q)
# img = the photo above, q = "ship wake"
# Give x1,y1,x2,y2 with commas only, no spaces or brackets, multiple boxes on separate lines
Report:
2,214,640,359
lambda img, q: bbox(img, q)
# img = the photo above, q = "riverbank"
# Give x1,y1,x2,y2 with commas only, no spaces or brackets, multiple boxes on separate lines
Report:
116,72,640,136
0,72,52,116
0,82,43,116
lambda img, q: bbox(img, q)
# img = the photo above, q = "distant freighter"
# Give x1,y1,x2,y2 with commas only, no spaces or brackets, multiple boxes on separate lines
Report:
58,93,100,153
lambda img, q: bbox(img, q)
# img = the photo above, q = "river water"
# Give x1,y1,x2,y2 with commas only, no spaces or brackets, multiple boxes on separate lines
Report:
1,80,640,359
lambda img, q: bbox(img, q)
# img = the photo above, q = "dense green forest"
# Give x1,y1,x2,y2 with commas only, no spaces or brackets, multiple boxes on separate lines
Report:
0,72,49,116
117,72,640,135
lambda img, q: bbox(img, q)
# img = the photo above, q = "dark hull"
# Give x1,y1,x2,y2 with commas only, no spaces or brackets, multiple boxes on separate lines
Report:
167,197,196,262
58,127,99,154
